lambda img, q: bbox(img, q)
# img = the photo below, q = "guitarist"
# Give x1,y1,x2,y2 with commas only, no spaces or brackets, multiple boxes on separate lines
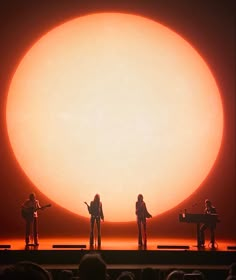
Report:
85,194,104,247
21,192,41,246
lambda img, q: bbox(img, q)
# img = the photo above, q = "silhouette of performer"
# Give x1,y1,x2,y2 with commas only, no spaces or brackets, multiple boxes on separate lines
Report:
85,194,104,247
21,193,41,246
199,199,217,247
135,194,152,247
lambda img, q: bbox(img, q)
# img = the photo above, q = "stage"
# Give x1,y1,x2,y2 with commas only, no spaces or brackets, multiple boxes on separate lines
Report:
0,237,235,280
0,237,235,264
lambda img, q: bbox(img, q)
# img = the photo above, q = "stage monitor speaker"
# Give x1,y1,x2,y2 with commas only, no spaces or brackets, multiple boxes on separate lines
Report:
52,244,86,249
0,245,11,249
157,245,189,250
227,246,236,250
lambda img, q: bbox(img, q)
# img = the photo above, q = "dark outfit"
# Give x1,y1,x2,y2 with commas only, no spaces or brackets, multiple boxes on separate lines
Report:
87,200,104,246
199,204,217,247
135,200,152,246
21,198,40,245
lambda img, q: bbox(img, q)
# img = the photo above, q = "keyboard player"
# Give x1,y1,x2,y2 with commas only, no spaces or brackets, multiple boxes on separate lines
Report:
199,199,217,248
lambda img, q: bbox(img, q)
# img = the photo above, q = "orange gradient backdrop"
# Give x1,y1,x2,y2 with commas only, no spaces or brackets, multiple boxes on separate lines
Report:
6,13,223,222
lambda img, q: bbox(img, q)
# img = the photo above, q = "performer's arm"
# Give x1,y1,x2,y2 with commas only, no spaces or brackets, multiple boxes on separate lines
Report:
84,201,91,213
135,202,139,216
212,207,217,214
22,201,30,210
100,203,104,221
21,202,26,209
146,211,152,218
144,203,152,218
36,200,41,210
88,201,93,214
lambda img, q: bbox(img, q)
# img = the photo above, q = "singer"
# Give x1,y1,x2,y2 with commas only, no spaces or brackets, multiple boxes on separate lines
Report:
135,194,152,247
85,194,104,247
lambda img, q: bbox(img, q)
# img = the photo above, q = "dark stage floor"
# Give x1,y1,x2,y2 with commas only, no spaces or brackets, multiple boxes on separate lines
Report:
0,237,235,270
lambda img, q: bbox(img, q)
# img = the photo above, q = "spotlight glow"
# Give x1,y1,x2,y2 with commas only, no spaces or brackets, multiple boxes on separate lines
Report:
6,13,223,222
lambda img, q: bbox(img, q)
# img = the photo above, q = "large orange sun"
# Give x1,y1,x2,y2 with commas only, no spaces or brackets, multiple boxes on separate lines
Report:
6,13,223,222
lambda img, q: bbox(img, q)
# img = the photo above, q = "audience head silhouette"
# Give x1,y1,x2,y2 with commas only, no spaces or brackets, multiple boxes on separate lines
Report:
140,267,158,280
116,271,135,280
0,261,51,280
78,253,107,280
166,269,185,280
57,269,73,280
229,263,236,276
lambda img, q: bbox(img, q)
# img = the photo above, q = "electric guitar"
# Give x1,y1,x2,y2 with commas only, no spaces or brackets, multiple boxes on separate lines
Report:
21,204,51,220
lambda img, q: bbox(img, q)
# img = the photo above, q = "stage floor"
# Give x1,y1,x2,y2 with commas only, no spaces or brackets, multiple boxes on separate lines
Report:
0,237,235,251
0,237,236,276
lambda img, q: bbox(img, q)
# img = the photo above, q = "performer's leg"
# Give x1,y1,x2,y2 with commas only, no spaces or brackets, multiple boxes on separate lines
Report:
143,220,147,246
137,219,142,245
25,220,31,245
90,217,95,245
96,218,101,246
210,226,215,247
200,224,207,246
33,217,39,245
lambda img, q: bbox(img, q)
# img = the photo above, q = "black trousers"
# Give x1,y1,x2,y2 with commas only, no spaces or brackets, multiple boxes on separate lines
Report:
25,217,38,245
200,223,215,245
137,217,147,246
90,216,101,246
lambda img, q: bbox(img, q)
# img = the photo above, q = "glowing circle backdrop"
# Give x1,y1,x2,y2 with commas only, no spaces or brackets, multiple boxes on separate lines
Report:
6,13,223,222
